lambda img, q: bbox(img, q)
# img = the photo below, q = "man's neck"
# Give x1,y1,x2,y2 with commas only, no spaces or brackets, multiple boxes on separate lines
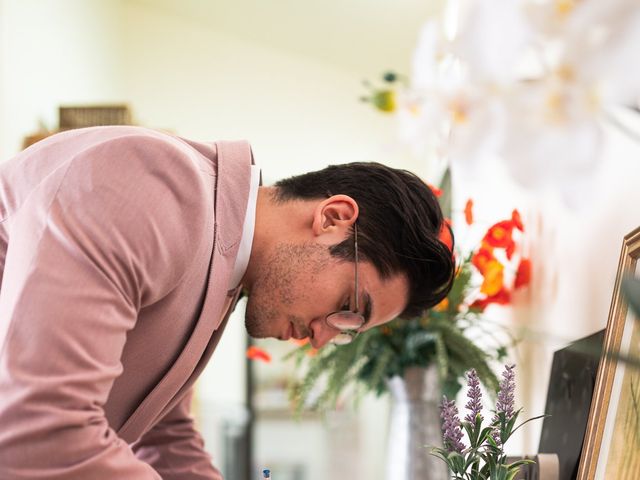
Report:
241,187,313,291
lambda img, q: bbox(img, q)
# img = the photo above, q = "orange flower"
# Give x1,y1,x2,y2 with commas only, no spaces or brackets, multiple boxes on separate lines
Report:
439,219,453,251
506,241,516,261
512,209,524,232
246,346,271,363
484,221,515,249
433,297,449,312
464,199,474,225
290,338,318,356
480,259,504,296
514,258,532,289
472,247,494,274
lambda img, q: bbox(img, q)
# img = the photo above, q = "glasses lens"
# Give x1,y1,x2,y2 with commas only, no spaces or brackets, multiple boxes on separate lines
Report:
331,332,354,345
327,312,365,330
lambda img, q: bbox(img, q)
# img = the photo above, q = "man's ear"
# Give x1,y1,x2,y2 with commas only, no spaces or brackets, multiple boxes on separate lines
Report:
311,195,359,242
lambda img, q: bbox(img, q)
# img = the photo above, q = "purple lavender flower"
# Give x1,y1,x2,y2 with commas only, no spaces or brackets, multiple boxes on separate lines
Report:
495,364,516,419
464,369,483,423
491,364,517,445
440,396,466,453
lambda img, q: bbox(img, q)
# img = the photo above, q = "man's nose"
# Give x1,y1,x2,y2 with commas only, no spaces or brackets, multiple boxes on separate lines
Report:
309,318,340,349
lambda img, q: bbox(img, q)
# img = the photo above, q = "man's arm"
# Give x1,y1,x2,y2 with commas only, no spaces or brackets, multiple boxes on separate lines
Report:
0,134,209,479
133,389,223,480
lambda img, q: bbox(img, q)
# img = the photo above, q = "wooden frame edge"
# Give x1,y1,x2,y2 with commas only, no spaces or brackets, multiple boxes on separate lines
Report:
576,226,640,479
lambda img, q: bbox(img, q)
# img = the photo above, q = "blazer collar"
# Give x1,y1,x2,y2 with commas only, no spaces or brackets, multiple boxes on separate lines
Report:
117,140,254,442
213,140,254,260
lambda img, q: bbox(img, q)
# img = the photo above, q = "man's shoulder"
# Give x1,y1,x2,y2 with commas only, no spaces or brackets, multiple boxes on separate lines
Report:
28,126,207,165
63,126,203,160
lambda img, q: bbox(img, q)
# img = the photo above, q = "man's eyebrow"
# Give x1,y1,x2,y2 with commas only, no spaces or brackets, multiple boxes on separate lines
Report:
363,291,372,326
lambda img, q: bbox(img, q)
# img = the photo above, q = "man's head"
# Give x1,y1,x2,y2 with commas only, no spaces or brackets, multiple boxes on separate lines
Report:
243,162,455,348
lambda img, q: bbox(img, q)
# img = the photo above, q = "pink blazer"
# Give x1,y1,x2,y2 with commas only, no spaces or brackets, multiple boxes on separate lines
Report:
0,126,253,479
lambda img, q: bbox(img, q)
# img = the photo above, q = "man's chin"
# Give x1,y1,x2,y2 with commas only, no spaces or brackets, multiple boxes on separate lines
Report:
244,315,272,339
246,330,269,339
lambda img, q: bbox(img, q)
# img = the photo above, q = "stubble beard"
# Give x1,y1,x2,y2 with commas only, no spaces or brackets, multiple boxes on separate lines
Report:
244,242,327,339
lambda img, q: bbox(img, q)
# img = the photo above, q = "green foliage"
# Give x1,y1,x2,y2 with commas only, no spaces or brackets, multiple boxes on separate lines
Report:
286,301,511,413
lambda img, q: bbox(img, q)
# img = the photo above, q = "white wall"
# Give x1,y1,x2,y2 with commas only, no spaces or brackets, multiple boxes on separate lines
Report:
0,0,125,158
119,0,416,186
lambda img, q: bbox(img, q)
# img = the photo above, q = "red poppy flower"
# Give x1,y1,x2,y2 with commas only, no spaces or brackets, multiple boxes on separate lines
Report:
469,298,488,312
487,288,511,305
514,258,532,289
429,184,443,197
472,247,494,274
246,346,271,363
464,199,474,225
506,240,516,261
471,288,512,310
484,221,515,249
512,209,524,232
439,219,453,251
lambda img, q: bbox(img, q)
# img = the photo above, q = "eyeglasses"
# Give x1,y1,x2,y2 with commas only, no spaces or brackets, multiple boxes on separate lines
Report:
325,223,365,345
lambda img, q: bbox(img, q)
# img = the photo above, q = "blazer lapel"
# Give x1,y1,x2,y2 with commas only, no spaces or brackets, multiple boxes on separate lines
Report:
117,140,253,443
149,286,243,426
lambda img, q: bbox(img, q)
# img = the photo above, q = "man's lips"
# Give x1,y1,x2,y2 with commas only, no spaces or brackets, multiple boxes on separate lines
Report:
283,322,293,341
284,322,309,341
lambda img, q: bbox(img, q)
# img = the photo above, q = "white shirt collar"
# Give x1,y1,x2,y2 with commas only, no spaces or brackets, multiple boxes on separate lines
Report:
228,164,260,289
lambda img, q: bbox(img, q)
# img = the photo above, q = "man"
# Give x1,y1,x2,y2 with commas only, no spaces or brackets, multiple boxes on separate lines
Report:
0,126,454,479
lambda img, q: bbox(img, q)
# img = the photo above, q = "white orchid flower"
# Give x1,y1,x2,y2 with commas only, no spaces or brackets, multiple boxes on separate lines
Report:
396,0,639,205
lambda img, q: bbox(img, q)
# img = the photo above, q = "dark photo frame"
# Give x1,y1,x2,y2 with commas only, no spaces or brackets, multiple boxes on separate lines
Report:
538,330,604,480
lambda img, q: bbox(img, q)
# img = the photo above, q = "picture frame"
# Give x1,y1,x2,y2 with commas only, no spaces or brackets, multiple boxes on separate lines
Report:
58,104,131,130
577,226,640,479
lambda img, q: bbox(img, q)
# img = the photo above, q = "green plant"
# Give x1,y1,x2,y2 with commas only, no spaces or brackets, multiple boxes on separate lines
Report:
287,199,530,414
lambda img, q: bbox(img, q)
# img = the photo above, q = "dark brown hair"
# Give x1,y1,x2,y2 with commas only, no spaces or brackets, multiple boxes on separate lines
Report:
274,162,455,318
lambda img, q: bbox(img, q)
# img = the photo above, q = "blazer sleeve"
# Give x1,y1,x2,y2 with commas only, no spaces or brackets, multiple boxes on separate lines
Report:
0,135,209,479
132,389,223,480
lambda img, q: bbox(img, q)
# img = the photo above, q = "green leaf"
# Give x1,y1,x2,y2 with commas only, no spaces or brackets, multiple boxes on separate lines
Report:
476,425,495,448
448,451,466,474
507,459,535,469
438,167,452,219
435,331,449,381
447,263,473,309
508,413,549,440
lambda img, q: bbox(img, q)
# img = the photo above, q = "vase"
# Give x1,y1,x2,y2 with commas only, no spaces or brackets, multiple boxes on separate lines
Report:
386,365,449,480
